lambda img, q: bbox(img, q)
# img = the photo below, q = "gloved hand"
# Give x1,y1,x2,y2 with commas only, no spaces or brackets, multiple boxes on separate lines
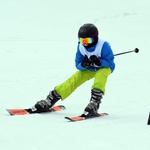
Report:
81,55,91,68
90,55,101,67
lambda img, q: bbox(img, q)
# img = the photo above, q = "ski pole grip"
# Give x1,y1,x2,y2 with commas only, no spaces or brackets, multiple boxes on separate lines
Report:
134,48,139,53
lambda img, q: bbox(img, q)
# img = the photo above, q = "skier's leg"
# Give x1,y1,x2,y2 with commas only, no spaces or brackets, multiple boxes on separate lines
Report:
55,70,95,100
34,90,61,112
92,68,111,93
34,70,95,112
83,68,111,116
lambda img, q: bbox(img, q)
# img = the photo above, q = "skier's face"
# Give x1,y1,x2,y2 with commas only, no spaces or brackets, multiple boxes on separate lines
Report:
83,43,89,46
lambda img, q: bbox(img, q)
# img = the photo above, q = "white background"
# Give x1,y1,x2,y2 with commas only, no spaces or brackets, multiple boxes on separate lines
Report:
0,0,150,150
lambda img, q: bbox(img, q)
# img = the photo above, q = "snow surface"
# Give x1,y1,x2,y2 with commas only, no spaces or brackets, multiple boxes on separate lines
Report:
0,0,150,150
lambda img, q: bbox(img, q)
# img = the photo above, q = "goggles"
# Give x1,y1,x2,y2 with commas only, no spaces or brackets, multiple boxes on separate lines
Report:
79,37,94,44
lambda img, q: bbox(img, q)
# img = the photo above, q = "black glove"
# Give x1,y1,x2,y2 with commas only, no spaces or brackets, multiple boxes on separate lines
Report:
81,55,91,68
90,55,101,67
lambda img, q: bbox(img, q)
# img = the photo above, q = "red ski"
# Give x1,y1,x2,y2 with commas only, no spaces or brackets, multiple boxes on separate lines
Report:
65,113,108,122
7,105,66,116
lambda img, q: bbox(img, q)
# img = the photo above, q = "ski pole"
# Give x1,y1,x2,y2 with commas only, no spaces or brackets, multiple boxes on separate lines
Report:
147,112,150,125
114,48,139,56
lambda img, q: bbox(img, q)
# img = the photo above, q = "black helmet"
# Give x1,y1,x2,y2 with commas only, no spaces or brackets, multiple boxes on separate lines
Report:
78,23,98,38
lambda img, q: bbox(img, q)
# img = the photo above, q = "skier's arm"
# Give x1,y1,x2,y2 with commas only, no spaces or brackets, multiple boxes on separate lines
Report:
75,45,87,70
100,42,115,70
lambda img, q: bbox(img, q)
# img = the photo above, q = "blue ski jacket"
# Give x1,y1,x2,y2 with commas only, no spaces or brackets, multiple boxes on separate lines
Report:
75,39,115,72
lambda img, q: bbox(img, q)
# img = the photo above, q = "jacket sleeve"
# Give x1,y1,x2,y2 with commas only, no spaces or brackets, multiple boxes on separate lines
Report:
100,42,115,71
75,44,87,70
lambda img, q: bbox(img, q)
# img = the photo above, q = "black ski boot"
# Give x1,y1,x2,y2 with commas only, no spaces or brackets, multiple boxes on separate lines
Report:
34,90,61,112
82,88,103,116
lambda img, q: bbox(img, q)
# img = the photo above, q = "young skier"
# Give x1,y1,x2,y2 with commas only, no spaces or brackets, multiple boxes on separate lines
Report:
33,23,115,116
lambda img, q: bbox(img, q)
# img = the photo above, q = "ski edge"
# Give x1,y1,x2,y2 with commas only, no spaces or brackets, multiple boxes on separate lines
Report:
6,105,66,116
65,113,108,122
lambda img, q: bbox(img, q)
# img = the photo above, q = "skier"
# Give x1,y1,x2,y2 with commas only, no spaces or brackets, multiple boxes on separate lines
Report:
33,23,115,116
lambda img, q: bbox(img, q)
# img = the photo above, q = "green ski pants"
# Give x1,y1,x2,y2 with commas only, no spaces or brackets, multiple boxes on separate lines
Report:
55,68,111,100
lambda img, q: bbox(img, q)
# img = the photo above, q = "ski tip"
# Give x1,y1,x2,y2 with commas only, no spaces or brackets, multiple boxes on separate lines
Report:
64,116,84,122
6,109,29,115
6,109,11,115
57,105,66,110
52,105,66,111
100,113,109,116
64,116,74,122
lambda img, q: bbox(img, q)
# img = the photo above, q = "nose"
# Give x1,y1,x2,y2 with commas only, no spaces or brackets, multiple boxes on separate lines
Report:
83,43,89,46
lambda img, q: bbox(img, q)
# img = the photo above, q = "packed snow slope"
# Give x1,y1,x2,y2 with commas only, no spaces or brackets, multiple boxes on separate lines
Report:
0,0,150,150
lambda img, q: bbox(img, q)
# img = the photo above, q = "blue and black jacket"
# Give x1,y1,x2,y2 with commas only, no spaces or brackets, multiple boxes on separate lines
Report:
75,39,115,72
